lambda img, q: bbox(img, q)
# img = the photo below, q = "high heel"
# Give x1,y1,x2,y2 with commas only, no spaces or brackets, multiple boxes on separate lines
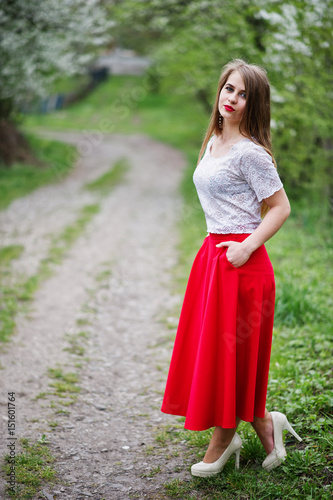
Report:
262,411,302,471
191,432,242,477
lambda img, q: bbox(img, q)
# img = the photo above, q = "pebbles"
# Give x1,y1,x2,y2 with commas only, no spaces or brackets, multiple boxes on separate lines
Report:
0,133,189,499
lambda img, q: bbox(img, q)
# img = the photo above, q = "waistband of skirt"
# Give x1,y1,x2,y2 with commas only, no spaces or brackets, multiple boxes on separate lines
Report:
208,233,251,243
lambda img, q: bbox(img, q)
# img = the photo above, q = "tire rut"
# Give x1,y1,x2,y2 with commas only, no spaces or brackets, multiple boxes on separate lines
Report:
0,132,194,499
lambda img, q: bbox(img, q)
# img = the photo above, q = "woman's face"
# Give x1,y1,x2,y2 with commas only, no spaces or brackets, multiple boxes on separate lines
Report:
218,70,247,126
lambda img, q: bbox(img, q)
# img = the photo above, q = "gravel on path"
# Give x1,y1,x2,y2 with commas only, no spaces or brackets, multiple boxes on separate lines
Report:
0,132,198,499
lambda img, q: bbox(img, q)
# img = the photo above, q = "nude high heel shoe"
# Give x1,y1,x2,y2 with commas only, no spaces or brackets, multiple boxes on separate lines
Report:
262,411,302,471
191,432,242,477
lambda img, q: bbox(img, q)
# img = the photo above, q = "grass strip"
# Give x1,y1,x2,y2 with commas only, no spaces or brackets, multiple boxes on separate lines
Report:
0,203,100,343
47,366,81,406
0,135,75,211
5,270,113,496
2,436,56,500
85,157,130,195
0,152,130,343
0,153,130,342
0,245,25,264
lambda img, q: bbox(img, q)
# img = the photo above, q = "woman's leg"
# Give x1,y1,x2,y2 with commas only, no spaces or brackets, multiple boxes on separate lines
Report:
250,408,274,454
203,417,241,463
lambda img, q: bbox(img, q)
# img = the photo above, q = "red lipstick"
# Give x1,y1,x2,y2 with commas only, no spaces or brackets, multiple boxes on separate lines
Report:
224,105,235,112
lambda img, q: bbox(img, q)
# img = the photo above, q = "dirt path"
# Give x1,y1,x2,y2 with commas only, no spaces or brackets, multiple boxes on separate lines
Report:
0,132,195,499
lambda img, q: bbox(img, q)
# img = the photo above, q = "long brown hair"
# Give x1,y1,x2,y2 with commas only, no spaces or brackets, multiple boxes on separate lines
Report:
198,59,276,216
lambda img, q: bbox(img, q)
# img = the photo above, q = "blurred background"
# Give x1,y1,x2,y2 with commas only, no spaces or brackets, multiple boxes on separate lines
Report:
0,0,332,215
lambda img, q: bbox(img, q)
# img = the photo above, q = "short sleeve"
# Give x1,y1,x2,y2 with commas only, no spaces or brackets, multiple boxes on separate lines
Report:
239,145,283,202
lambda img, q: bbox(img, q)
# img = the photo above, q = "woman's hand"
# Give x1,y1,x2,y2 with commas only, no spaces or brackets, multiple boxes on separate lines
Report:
216,240,252,267
216,188,291,268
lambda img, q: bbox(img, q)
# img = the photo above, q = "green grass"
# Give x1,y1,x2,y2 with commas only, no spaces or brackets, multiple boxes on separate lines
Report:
47,367,79,384
43,203,100,267
2,436,56,499
63,332,87,356
0,135,75,210
0,245,24,264
85,157,130,195
48,73,90,95
47,366,81,407
0,245,25,341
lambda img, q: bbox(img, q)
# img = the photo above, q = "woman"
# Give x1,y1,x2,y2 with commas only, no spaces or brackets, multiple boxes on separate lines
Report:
161,59,302,476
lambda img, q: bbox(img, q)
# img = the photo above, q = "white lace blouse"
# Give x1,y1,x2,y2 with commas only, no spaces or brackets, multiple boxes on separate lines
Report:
193,135,283,234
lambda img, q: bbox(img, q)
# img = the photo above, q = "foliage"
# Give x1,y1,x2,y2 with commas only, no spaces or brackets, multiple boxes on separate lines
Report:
257,0,333,203
112,0,333,209
0,0,114,119
112,0,266,107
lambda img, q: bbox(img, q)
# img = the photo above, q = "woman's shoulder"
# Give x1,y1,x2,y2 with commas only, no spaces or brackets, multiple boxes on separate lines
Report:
238,139,273,164
236,139,277,176
239,138,269,154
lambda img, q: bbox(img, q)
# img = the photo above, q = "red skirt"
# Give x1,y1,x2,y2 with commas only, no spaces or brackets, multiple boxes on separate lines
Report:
161,233,275,430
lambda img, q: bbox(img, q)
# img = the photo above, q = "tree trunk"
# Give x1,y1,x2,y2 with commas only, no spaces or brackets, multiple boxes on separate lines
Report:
0,119,42,167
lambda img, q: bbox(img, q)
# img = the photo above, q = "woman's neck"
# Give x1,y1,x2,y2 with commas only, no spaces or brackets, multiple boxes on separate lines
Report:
220,122,246,144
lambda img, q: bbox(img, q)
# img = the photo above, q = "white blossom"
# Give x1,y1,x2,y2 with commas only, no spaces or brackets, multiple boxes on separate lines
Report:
0,0,114,110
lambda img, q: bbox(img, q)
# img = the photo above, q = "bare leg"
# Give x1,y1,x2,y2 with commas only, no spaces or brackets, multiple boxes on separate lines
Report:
203,417,241,463
250,408,274,454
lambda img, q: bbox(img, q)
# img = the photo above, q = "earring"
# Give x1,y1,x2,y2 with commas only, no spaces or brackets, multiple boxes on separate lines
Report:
218,114,222,129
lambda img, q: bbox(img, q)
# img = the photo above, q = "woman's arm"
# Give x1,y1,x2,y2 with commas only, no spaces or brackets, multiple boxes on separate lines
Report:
216,188,291,267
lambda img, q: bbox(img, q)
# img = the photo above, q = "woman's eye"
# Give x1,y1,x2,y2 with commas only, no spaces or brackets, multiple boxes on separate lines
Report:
224,86,246,98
